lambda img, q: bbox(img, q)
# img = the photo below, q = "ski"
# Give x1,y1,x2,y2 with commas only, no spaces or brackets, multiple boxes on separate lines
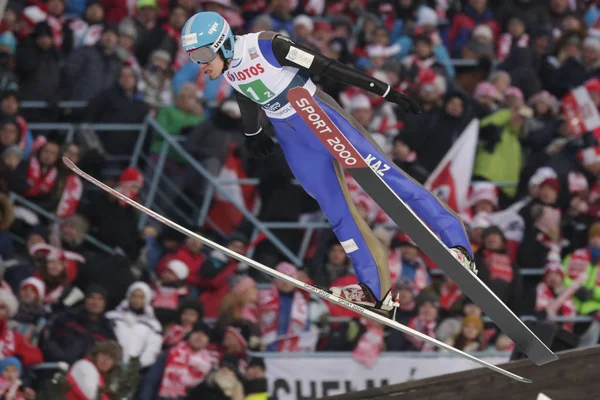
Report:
287,87,558,367
63,157,531,383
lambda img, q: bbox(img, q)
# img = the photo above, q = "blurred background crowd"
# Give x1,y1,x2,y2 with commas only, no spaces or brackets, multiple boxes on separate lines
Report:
0,0,599,398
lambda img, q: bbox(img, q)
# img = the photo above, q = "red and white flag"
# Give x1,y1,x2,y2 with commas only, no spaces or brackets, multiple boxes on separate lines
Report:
425,119,479,213
562,85,600,136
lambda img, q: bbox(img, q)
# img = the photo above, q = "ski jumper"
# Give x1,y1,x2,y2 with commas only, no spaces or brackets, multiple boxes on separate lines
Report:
226,31,471,300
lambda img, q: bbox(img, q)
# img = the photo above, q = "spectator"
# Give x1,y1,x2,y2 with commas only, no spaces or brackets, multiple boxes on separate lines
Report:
151,82,206,166
10,277,47,346
258,262,311,352
139,49,173,111
106,281,163,368
65,341,122,400
163,298,204,348
139,321,215,400
15,22,61,104
58,214,93,258
82,167,144,260
386,278,418,351
0,92,33,160
563,222,600,322
448,0,499,58
119,0,160,59
216,276,259,330
393,233,431,292
405,292,440,352
135,5,188,67
197,235,246,319
475,226,523,313
244,357,268,400
0,146,23,193
0,32,18,95
84,64,149,156
536,255,576,332
34,246,84,312
473,104,533,199
448,315,486,351
0,289,43,366
185,354,245,400
310,241,351,289
152,259,190,326
41,284,116,364
0,193,14,261
157,227,206,288
0,357,36,400
67,2,105,49
20,138,61,211
115,21,141,74
390,135,428,184
62,24,122,102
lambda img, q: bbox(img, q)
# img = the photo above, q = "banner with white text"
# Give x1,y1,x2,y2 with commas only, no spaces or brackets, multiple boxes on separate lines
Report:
266,354,508,399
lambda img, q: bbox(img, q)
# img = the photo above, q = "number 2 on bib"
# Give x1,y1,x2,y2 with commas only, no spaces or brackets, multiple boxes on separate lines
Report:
239,79,274,103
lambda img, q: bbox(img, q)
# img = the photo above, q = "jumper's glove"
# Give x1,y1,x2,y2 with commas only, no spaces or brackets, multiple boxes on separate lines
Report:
386,90,422,115
244,130,275,159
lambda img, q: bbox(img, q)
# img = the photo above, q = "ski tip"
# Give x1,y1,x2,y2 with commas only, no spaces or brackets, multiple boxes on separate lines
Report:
62,157,75,170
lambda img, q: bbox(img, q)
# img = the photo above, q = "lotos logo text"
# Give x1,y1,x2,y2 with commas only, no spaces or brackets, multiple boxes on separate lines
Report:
227,64,265,81
208,22,219,35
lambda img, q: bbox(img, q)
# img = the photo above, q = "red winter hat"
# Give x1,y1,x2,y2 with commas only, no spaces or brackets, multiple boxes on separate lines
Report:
395,232,417,247
19,277,46,299
314,21,332,33
539,178,560,193
469,182,499,209
119,167,144,187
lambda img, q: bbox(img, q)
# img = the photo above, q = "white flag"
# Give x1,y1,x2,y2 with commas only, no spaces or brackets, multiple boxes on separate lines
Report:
425,119,479,213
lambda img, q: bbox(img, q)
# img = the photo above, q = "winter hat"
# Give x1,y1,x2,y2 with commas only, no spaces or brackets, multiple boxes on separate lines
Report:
395,277,414,292
0,289,18,318
415,6,438,27
473,25,494,42
166,259,189,281
247,357,265,370
189,321,212,337
89,341,123,362
471,212,492,230
469,182,499,209
583,36,600,52
528,167,558,188
474,82,503,101
85,284,108,300
539,178,560,193
313,21,332,33
29,243,63,261
275,262,298,279
118,21,138,40
578,146,600,167
543,256,564,281
137,0,158,8
227,232,248,246
126,281,152,306
19,277,45,299
348,94,371,112
293,15,314,32
462,315,484,333
150,49,171,65
505,86,524,103
178,298,204,319
63,214,89,236
33,21,52,38
252,14,273,31
118,167,143,187
2,145,22,160
528,91,559,115
588,221,600,240
416,292,439,309
229,275,256,295
0,32,16,54
0,357,22,375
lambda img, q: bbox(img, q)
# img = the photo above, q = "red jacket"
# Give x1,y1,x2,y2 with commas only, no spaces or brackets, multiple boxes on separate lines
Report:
157,246,206,287
0,320,42,366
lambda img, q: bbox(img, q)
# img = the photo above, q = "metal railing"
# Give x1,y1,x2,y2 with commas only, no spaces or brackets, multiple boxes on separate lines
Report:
8,192,115,255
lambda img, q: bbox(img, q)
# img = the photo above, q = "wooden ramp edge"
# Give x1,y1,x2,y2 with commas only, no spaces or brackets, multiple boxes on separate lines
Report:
321,347,600,400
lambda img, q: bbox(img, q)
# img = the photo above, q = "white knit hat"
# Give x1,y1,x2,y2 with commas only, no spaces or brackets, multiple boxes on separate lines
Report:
20,277,46,299
293,15,314,32
349,94,371,111
0,289,18,318
166,259,189,281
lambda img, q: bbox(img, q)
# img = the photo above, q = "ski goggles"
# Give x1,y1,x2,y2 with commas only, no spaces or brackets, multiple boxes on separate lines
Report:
187,46,218,64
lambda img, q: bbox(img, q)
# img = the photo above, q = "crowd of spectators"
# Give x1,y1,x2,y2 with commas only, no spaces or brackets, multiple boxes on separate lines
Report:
0,0,599,398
